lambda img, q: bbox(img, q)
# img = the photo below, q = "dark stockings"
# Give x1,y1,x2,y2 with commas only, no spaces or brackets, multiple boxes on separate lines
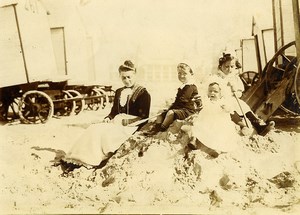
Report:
161,110,175,130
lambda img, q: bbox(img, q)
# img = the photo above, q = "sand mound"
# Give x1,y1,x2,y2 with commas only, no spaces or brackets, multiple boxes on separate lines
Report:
1,113,299,214
55,120,300,214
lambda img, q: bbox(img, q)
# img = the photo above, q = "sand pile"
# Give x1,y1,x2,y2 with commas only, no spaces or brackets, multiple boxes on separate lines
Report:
0,112,299,214
89,121,300,214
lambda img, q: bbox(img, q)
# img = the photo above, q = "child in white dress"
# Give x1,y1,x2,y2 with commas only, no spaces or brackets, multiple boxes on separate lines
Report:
182,82,239,158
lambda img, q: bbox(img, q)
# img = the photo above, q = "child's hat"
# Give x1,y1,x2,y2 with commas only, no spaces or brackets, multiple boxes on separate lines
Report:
177,63,193,75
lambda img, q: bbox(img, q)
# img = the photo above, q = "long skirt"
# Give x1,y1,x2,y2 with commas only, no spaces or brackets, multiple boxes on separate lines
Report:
64,123,137,166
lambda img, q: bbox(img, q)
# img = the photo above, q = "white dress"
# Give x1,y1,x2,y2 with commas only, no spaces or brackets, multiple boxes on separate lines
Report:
203,72,251,115
64,88,139,166
191,98,239,152
64,121,137,166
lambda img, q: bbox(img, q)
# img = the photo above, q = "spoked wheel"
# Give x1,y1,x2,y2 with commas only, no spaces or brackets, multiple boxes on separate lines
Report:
60,91,75,116
18,90,54,124
67,90,84,115
280,64,300,115
107,89,115,104
263,41,297,90
239,71,259,92
85,88,103,111
262,41,299,115
295,64,300,105
96,88,109,109
5,97,20,121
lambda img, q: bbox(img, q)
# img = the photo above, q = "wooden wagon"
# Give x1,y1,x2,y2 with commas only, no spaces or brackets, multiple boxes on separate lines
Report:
239,0,300,121
0,0,113,124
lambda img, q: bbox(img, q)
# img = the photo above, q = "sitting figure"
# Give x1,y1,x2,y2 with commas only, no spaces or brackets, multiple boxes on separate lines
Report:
145,63,201,135
62,60,151,169
182,82,239,158
213,52,275,136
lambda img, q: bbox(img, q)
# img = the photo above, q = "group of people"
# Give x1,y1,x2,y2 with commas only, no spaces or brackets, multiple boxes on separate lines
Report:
63,54,275,167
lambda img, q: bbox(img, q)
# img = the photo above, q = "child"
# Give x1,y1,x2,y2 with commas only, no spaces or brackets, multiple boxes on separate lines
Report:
182,82,239,158
146,63,200,135
216,52,275,136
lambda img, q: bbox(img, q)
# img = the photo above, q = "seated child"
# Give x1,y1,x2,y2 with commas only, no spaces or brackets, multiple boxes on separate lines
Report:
182,82,239,158
145,63,201,135
216,52,275,136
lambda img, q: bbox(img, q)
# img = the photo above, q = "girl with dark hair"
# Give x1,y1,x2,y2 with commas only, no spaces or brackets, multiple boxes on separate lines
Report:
216,53,275,136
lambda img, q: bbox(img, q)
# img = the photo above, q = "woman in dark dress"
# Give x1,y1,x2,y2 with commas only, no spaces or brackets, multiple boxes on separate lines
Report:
63,60,151,166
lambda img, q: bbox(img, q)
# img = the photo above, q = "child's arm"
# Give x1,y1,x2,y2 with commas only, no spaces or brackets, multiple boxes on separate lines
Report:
177,85,197,103
219,98,233,113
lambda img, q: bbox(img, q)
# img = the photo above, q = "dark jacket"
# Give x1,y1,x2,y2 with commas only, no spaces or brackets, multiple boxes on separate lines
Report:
170,84,199,112
106,85,151,120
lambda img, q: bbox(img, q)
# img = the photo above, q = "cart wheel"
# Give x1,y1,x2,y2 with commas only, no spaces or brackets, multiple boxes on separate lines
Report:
108,90,115,104
239,71,259,92
97,88,109,109
263,41,297,90
60,90,76,116
295,64,300,105
18,90,54,124
261,41,299,115
67,90,84,115
280,64,300,115
86,88,103,111
1,97,20,121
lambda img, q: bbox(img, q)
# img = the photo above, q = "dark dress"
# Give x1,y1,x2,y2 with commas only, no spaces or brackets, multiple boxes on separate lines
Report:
63,84,151,166
169,84,199,119
106,85,151,127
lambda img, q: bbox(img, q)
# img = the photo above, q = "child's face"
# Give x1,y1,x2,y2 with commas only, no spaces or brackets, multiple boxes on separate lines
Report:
220,60,234,75
208,84,221,101
177,69,192,84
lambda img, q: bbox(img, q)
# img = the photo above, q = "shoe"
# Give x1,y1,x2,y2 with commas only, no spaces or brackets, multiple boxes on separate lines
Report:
256,120,275,136
187,143,197,150
142,123,161,136
195,139,219,158
245,112,275,136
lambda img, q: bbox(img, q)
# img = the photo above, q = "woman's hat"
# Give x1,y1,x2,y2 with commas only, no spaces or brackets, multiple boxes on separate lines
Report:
119,60,136,72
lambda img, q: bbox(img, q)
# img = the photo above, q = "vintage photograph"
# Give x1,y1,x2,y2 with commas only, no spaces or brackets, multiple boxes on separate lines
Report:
0,0,299,214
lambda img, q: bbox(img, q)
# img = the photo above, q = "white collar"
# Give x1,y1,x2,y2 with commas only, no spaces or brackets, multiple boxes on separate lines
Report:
179,81,193,89
119,88,132,107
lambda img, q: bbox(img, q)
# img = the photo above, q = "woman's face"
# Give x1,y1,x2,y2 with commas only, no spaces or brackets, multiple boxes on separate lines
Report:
177,69,192,84
120,70,136,88
220,60,234,75
208,84,221,101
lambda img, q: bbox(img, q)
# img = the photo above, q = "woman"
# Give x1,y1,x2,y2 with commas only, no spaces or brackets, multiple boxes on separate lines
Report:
214,52,275,136
63,60,151,167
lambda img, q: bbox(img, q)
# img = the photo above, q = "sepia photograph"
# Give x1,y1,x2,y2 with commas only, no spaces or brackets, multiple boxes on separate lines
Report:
0,0,300,214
